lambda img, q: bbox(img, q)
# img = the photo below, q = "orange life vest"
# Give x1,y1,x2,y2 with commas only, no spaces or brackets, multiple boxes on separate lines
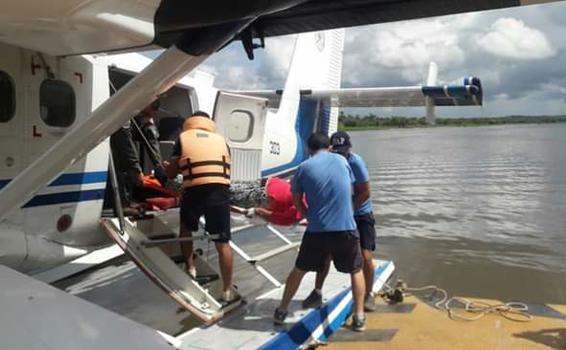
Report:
178,116,231,189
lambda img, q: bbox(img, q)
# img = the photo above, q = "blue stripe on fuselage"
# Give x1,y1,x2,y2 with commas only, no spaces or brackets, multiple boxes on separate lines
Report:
0,171,108,190
49,171,108,186
23,189,106,208
0,171,108,208
261,99,318,177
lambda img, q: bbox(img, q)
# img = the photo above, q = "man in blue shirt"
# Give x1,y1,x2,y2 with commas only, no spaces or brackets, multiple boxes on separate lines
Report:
302,131,378,313
273,133,367,332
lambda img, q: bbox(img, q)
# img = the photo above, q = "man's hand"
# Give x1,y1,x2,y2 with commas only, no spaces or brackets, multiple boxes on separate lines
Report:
164,159,179,179
154,163,168,186
133,171,144,187
245,208,256,218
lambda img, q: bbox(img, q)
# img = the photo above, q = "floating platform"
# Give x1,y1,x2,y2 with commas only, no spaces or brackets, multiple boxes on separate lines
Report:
178,260,394,349
326,294,566,349
0,258,395,349
1,209,396,349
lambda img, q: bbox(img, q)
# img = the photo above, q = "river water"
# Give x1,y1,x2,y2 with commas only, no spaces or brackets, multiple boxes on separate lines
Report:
351,124,566,304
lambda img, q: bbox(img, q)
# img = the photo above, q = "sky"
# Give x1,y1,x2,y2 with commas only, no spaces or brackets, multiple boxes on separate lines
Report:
177,2,566,118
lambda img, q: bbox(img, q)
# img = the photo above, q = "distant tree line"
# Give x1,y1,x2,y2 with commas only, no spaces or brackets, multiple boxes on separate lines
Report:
338,112,566,131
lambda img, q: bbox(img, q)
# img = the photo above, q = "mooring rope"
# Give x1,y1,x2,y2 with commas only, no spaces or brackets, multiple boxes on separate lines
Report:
381,281,533,322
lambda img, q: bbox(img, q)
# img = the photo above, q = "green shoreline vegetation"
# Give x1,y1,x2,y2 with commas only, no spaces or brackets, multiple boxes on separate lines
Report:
338,113,566,131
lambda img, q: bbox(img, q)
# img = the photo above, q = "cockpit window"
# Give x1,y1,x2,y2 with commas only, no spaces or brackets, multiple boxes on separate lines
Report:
40,79,76,127
0,71,16,123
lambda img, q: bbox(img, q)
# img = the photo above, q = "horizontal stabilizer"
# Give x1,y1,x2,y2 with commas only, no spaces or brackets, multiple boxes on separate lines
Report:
235,76,483,108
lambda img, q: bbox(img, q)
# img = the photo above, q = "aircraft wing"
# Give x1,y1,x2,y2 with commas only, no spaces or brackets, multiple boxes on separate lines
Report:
237,77,483,108
156,1,563,47
0,0,561,56
249,0,561,39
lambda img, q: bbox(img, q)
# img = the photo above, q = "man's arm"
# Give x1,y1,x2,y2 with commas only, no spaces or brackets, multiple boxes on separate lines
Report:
293,193,307,218
290,167,307,217
165,137,181,179
349,154,371,209
165,160,179,179
255,207,274,218
353,181,371,209
110,126,144,186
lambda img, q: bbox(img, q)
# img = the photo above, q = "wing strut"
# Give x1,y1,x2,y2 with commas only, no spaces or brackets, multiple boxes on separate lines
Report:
0,20,253,221
425,62,438,125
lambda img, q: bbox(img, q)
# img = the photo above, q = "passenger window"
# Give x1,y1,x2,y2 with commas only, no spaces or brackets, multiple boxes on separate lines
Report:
228,110,253,142
0,71,16,123
40,79,76,127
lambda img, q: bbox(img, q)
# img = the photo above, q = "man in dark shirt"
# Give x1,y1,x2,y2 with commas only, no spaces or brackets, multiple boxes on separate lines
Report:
132,101,163,168
109,121,144,212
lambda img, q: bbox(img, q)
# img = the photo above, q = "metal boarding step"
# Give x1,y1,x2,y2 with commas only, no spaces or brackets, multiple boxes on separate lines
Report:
102,150,298,324
101,211,302,324
101,217,243,325
101,151,253,324
138,223,257,248
246,241,300,263
136,214,301,289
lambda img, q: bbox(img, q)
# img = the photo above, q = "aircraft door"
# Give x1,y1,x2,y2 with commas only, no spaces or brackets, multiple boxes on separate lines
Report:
22,52,81,166
213,92,268,182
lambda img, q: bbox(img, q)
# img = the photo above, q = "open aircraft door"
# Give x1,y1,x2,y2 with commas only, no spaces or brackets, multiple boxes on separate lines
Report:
213,92,268,182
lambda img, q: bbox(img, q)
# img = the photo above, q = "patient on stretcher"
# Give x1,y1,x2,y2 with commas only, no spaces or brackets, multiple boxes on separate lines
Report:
140,174,305,226
233,177,306,226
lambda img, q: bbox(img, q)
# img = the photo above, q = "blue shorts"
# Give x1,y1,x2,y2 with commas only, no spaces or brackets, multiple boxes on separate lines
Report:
355,213,376,251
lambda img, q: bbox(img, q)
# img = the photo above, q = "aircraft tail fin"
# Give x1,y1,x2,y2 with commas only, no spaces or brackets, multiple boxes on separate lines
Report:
284,29,344,91
277,29,345,135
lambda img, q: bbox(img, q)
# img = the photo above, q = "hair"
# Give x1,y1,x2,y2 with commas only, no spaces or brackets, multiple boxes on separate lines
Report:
190,110,211,119
307,133,330,152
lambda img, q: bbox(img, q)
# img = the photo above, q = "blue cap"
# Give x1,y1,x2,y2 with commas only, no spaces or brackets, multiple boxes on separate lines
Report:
330,131,351,151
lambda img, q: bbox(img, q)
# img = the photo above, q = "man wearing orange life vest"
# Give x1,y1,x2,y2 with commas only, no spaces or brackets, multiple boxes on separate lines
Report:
166,111,235,302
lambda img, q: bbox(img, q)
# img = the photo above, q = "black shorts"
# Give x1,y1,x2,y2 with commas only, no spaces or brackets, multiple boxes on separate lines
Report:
355,213,376,251
180,184,231,243
295,231,363,274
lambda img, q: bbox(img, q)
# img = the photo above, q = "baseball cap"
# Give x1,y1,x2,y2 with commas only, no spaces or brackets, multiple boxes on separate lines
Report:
330,131,351,152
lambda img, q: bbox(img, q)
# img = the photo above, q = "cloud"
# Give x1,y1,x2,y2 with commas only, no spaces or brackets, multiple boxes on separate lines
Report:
476,18,556,60
192,3,566,117
261,35,296,80
340,7,566,116
342,13,480,84
199,35,295,90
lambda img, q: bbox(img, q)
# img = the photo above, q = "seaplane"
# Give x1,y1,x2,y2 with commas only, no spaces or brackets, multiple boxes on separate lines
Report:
0,1,556,349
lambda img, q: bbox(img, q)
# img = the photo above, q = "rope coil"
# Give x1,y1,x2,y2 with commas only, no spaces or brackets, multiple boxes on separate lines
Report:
445,297,532,322
381,280,533,322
